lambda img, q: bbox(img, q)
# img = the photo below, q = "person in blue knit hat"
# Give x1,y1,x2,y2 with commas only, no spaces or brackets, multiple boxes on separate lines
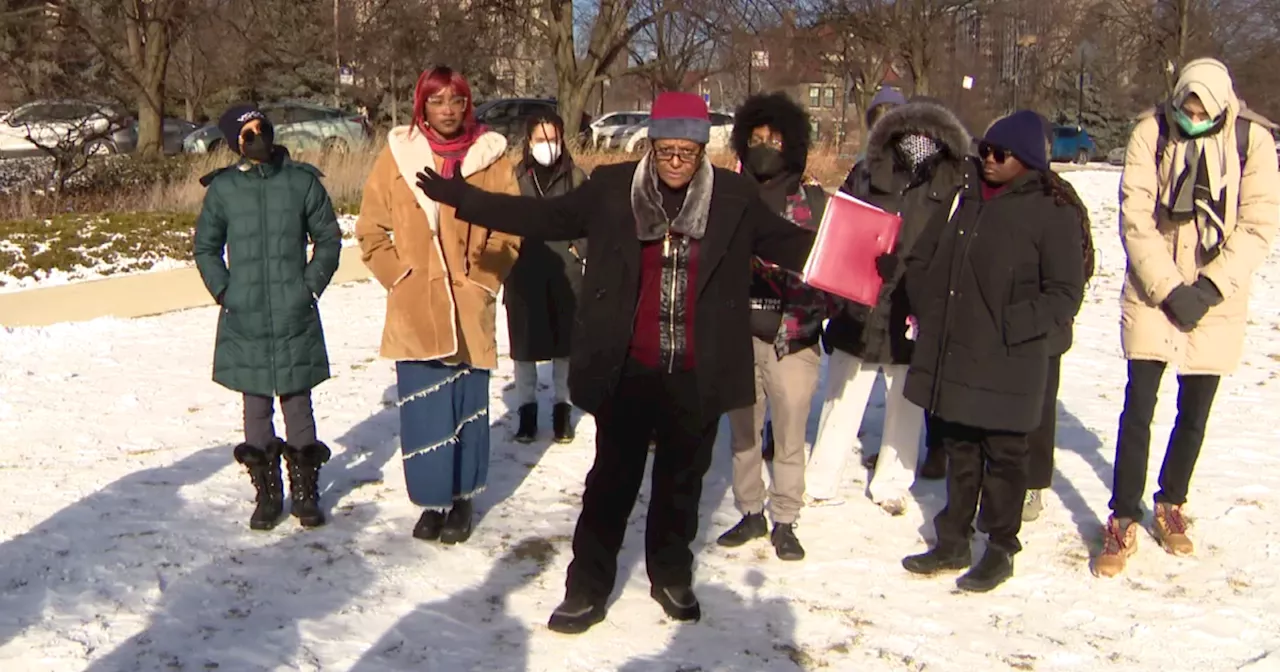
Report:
895,109,1092,592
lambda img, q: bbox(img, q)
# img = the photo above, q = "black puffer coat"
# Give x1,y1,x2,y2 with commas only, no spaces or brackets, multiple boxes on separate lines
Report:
823,100,971,364
903,167,1086,433
503,159,588,361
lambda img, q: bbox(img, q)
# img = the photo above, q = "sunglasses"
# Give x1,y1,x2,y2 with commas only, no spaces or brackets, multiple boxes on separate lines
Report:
977,142,1010,163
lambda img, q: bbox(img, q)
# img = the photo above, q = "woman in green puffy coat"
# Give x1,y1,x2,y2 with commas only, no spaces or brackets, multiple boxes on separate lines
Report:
193,104,343,532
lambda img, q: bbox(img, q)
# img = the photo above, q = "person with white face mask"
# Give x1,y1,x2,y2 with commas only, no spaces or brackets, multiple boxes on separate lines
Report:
505,112,589,444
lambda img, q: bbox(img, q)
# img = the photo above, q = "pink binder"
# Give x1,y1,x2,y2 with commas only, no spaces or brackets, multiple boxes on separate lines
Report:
801,191,903,307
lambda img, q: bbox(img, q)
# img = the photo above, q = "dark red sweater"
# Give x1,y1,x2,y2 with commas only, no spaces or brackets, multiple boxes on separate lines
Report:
629,235,700,371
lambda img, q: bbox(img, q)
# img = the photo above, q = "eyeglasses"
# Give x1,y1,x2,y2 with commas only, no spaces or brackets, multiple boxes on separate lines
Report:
748,136,783,150
653,146,702,163
977,142,1010,163
427,97,468,112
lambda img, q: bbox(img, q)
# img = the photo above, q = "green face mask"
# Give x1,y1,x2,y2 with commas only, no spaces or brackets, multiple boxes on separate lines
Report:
1174,109,1218,137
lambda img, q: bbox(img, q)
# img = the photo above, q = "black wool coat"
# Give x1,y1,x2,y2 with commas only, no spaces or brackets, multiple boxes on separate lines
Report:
455,161,815,418
903,166,1086,433
824,100,971,365
503,160,588,362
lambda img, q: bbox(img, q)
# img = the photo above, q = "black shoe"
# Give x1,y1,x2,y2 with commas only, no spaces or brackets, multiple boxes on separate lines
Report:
547,593,608,634
234,441,285,531
716,512,768,547
957,547,1014,593
514,404,537,444
412,510,446,541
650,585,700,622
439,498,474,545
553,402,575,443
283,443,331,528
761,421,775,462
771,523,806,561
919,446,947,481
902,546,971,576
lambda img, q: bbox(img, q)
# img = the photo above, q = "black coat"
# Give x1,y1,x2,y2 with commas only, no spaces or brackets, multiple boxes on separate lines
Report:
455,161,815,417
903,167,1086,433
824,100,971,364
503,160,588,361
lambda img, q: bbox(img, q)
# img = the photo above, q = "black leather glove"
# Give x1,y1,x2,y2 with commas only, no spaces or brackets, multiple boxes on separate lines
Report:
875,253,899,281
1162,283,1213,330
414,167,468,208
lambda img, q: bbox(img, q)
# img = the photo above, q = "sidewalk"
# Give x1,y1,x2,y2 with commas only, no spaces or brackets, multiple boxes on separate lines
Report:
0,246,373,328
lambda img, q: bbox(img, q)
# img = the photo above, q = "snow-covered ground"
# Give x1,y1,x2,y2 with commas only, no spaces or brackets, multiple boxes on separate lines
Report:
1,170,1278,671
0,215,359,293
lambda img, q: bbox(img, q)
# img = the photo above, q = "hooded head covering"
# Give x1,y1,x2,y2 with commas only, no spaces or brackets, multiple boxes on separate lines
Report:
866,87,907,127
1162,58,1241,232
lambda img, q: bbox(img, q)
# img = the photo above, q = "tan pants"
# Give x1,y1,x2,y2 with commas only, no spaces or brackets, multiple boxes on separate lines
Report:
727,339,822,524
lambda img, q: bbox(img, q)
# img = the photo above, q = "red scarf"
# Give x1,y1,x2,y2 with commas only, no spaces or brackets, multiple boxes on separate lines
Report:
426,124,486,178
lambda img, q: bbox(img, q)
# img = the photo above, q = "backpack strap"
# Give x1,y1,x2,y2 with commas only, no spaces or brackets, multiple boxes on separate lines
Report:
1235,116,1251,167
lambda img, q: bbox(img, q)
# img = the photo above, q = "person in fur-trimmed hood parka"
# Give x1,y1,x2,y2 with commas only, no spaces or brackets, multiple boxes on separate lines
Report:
355,66,522,546
807,96,971,515
716,92,832,562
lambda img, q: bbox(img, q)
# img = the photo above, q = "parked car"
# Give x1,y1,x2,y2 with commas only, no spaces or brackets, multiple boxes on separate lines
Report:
114,117,200,155
182,101,373,154
1107,146,1126,166
589,110,648,148
621,112,735,153
1051,125,1098,164
0,100,134,158
473,97,592,146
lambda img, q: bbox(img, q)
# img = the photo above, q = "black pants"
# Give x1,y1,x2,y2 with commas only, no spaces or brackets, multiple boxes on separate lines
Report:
243,392,316,448
1110,360,1219,522
1026,355,1062,490
932,418,1029,554
565,361,718,601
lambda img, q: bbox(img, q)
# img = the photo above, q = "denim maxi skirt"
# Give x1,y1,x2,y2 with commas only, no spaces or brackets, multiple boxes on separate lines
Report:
395,360,490,510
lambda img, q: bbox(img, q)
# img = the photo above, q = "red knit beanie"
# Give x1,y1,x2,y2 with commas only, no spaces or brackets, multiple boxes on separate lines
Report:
649,92,711,144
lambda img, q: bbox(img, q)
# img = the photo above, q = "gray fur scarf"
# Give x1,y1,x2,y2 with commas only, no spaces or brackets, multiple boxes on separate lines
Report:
630,152,715,241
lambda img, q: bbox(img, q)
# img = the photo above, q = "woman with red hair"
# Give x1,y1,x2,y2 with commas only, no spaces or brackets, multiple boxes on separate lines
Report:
356,66,521,544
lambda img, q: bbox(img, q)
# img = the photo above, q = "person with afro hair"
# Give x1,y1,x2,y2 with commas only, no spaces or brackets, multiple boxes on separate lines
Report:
715,91,833,561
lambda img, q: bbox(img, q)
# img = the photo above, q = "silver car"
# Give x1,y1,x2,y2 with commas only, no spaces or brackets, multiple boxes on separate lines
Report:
183,102,373,154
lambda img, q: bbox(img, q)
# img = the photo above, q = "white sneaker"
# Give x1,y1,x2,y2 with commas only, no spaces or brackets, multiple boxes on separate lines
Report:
1022,489,1045,522
804,494,846,507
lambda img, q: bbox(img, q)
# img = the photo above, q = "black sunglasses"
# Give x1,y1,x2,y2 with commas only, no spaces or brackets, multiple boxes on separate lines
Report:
977,142,1010,163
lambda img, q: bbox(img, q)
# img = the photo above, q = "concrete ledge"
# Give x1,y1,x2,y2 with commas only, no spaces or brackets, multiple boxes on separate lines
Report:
0,246,373,328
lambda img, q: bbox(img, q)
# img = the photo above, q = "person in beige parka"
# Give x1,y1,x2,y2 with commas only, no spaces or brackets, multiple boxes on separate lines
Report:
1095,58,1280,578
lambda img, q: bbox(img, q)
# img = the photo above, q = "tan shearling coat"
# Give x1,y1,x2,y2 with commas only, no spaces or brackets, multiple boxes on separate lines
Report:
1119,108,1280,375
356,128,521,369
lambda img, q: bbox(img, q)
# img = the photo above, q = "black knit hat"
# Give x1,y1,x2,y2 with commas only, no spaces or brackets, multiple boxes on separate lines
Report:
217,104,273,155
983,110,1048,172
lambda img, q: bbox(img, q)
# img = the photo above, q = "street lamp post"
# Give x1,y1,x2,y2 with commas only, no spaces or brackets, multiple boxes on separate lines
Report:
1076,40,1096,127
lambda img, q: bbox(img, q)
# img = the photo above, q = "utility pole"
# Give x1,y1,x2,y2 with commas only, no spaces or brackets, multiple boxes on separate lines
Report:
334,0,341,109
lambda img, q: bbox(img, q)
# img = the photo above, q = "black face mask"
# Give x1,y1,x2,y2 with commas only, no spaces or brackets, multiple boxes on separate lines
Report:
745,145,787,179
240,128,274,162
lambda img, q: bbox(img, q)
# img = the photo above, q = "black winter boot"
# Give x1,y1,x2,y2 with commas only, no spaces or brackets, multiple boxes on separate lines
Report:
956,547,1014,593
716,512,769,547
234,441,285,531
514,404,538,443
553,403,575,443
440,498,474,545
413,510,446,541
283,443,331,528
548,592,608,634
771,523,806,561
650,584,701,622
902,545,971,576
918,446,947,481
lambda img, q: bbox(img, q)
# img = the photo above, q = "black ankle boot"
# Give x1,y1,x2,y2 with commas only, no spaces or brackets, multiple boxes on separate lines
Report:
650,585,700,622
440,498,474,545
283,443,330,528
716,512,768,547
771,523,806,561
234,441,285,531
902,545,971,575
553,402,575,443
957,547,1014,592
919,446,947,481
514,404,537,443
413,510,446,541
547,593,608,634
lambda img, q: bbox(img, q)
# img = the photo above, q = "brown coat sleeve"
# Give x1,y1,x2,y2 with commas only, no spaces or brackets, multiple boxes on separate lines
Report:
466,155,523,295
